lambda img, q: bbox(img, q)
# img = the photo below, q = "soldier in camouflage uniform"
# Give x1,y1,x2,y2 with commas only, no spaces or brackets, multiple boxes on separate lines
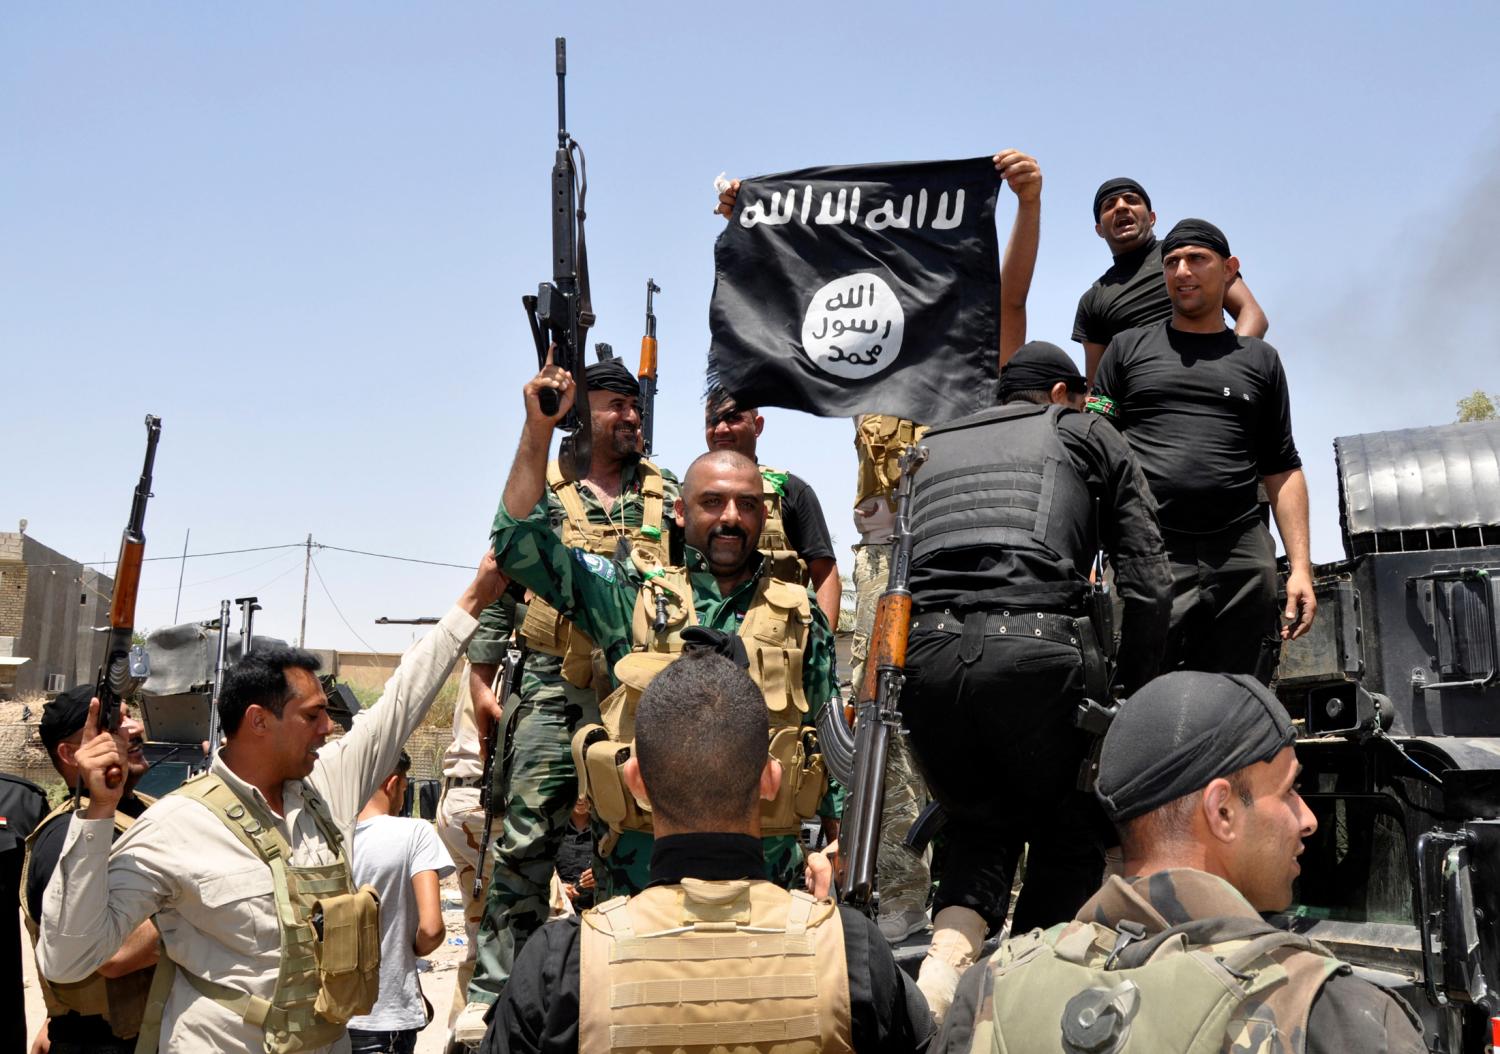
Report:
490,360,839,901
461,357,681,1020
851,413,934,944
935,671,1427,1053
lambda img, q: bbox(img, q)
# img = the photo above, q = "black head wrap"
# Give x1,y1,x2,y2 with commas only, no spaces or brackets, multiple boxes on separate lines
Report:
1161,218,1231,260
997,341,1087,399
1096,671,1297,822
39,684,96,751
1092,177,1151,222
679,626,750,670
585,357,641,398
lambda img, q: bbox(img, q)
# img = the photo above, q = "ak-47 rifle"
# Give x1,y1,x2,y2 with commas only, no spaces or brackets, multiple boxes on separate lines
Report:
637,279,661,457
816,444,928,915
473,634,530,899
522,36,594,483
82,415,162,798
204,598,231,768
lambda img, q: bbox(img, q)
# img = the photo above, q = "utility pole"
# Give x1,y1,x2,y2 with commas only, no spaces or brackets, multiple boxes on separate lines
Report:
172,527,190,622
298,533,312,648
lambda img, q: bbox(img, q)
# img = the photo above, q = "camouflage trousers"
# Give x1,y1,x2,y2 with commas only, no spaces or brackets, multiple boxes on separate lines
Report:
851,542,932,915
466,661,599,1005
599,829,808,900
435,783,485,1024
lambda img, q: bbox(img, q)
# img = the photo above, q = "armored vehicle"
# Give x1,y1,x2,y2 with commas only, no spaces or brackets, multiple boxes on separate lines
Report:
135,618,360,796
1272,417,1500,1052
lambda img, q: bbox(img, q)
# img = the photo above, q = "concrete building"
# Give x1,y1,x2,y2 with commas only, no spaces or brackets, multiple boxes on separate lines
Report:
0,530,113,699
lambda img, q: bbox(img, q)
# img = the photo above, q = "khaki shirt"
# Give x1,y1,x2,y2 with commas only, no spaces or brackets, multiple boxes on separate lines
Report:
440,660,482,782
37,605,479,1053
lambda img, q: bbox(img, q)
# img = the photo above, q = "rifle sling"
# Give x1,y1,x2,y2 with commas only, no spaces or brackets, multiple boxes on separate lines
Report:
570,139,593,343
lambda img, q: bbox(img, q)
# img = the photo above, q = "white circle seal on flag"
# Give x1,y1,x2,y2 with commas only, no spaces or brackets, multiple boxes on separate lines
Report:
801,272,904,380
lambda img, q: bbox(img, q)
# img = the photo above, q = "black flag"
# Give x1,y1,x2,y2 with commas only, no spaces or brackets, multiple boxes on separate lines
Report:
709,157,1000,422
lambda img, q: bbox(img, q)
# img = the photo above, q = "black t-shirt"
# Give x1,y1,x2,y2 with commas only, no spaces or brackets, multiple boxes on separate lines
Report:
778,471,836,564
26,794,151,1043
1072,237,1174,347
1093,323,1301,535
481,833,933,1054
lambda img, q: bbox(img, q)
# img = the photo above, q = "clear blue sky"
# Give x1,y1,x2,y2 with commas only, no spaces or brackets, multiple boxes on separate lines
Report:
4,3,1497,651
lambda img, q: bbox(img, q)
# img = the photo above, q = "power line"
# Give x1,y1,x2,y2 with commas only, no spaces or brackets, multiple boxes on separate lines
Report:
26,543,305,569
315,544,473,570
143,547,304,591
22,538,480,587
308,555,381,655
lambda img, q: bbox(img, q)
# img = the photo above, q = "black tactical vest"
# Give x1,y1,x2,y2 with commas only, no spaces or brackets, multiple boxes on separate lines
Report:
910,403,1093,591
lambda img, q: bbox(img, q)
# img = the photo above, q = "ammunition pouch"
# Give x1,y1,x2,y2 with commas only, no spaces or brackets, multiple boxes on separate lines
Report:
573,724,653,833
573,722,827,839
311,885,382,1023
765,726,828,836
763,548,811,587
520,597,598,688
853,415,926,510
577,568,823,839
135,773,371,1054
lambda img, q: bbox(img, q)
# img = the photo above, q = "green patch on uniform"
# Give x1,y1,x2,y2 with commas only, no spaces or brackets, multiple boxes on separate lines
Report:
575,550,616,582
760,468,789,496
1085,395,1118,419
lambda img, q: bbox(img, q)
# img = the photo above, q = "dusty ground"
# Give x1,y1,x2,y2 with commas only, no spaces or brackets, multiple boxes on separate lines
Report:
22,873,472,1053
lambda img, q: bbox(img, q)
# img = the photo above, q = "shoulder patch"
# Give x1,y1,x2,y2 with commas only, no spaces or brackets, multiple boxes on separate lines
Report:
1085,394,1118,419
574,550,616,582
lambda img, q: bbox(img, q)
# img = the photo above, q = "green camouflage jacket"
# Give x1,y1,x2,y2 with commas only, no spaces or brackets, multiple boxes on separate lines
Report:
491,496,841,897
489,506,835,708
470,459,681,665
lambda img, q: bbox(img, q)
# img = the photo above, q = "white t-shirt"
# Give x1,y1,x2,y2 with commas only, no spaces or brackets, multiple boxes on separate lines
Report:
347,814,456,1031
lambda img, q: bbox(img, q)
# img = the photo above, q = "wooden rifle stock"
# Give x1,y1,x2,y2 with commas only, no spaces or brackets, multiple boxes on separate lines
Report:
637,279,660,456
858,592,912,707
85,415,162,797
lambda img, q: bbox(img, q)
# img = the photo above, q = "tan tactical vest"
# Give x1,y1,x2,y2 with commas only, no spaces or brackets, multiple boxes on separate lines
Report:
573,566,827,839
758,464,809,584
135,773,380,1054
579,878,854,1054
21,795,157,1039
521,458,669,688
970,917,1349,1054
853,415,926,510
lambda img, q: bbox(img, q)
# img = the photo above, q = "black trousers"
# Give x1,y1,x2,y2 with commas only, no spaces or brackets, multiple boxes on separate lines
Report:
899,627,1107,935
1162,519,1280,677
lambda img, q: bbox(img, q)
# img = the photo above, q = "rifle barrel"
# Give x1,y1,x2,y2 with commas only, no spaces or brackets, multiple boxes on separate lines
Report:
555,37,567,143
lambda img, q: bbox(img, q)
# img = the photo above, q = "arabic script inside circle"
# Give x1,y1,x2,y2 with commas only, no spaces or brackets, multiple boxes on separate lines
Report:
801,272,905,380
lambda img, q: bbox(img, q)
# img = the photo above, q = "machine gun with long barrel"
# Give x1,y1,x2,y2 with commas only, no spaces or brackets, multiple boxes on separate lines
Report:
637,279,661,457
204,599,232,767
522,36,594,483
816,444,927,915
82,414,162,798
474,635,530,899
235,596,260,659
